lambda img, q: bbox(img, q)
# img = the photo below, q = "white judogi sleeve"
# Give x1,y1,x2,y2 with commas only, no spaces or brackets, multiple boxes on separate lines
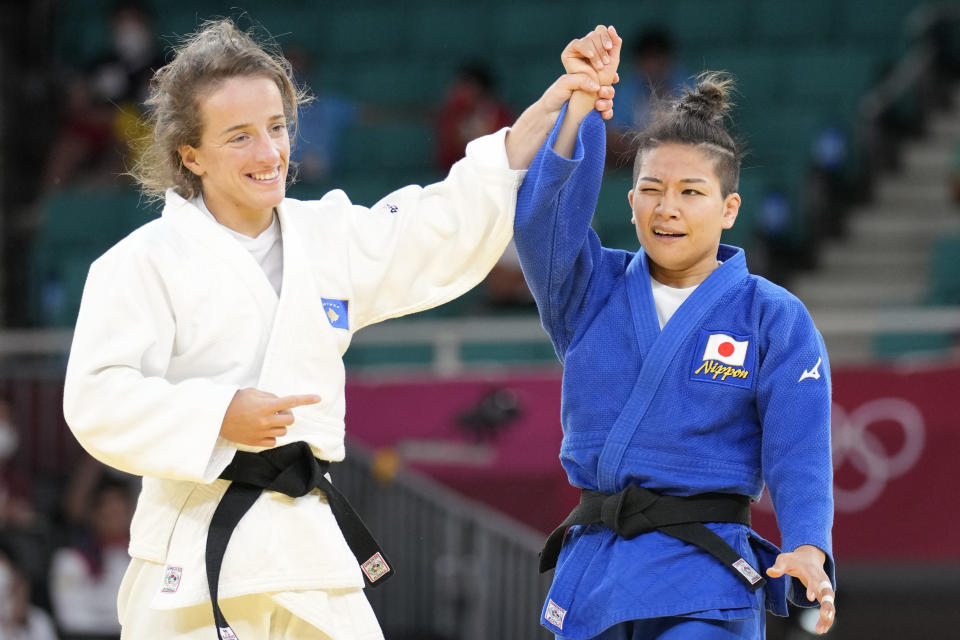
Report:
335,128,522,329
63,232,239,484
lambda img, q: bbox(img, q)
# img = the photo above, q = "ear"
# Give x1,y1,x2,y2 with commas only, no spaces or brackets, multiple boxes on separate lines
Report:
178,144,204,177
627,188,636,224
721,192,741,230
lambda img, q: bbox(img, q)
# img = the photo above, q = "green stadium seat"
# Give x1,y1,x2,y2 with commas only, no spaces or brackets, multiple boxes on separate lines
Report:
461,341,558,365
338,121,437,174
739,106,823,172
723,169,766,248
574,0,670,41
872,332,955,359
837,0,923,48
30,186,160,327
701,49,787,108
662,0,751,50
592,172,635,243
323,6,411,58
490,4,577,52
406,5,493,58
782,48,880,127
495,58,564,110
331,57,445,106
747,0,838,46
928,234,960,305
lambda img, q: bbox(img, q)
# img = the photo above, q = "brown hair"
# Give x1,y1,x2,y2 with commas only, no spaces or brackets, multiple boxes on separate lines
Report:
130,19,308,202
632,72,741,196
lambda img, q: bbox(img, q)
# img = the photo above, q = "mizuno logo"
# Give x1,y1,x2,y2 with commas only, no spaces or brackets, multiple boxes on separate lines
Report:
798,357,822,382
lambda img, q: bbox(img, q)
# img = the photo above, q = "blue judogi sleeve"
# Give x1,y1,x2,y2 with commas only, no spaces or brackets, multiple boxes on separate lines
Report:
755,288,837,602
514,106,608,359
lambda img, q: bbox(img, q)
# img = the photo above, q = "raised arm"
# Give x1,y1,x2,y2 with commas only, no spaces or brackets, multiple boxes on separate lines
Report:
505,25,622,169
553,25,622,158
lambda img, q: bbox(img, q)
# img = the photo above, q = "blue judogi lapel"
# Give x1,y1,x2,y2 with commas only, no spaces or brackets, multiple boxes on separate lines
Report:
594,244,749,493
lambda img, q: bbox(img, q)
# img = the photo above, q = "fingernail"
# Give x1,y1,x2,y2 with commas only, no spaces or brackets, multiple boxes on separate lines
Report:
602,55,610,64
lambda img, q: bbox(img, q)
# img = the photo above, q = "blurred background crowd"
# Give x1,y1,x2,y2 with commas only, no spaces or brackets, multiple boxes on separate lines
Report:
1,1,959,639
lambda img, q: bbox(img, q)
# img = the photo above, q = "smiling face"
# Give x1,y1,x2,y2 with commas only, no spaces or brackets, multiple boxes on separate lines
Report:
628,143,740,288
178,75,289,235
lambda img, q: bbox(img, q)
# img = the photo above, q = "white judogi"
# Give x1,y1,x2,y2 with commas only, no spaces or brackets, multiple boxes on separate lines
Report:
63,129,522,636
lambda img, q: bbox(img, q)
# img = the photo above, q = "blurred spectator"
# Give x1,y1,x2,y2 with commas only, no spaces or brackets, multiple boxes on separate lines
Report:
44,2,161,187
286,46,362,184
41,75,119,187
86,2,161,108
0,541,58,640
0,398,37,530
49,465,134,639
606,28,688,168
0,397,52,613
435,61,512,172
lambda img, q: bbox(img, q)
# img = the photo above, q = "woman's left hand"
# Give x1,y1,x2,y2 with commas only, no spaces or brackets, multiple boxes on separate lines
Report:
766,544,836,634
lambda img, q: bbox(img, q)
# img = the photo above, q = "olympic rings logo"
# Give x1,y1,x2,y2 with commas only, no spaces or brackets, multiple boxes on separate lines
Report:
754,397,925,513
830,398,925,512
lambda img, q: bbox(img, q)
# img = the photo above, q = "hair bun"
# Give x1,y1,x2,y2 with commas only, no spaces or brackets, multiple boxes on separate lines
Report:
677,72,734,123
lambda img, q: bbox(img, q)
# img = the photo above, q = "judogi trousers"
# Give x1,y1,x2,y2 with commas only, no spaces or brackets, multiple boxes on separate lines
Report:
118,559,384,640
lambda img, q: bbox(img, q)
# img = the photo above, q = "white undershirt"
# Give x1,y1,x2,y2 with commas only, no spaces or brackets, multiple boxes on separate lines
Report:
650,276,698,329
195,197,284,296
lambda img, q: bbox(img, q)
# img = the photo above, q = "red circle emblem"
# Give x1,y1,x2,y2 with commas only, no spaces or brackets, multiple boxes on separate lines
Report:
717,342,735,358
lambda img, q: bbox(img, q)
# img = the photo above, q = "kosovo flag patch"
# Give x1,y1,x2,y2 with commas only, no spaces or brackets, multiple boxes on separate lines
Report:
321,298,349,330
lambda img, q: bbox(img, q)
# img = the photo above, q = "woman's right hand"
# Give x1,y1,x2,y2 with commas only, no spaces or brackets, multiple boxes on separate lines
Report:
561,25,622,90
219,388,321,447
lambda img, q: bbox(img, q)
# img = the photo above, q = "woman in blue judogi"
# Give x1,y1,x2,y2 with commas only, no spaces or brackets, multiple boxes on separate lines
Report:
515,27,837,639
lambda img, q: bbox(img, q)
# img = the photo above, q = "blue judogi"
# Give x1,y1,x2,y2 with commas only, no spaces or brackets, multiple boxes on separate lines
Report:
514,107,836,639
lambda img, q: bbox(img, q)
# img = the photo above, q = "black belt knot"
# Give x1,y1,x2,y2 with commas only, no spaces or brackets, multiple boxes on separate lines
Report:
600,485,659,538
205,442,392,640
540,486,765,592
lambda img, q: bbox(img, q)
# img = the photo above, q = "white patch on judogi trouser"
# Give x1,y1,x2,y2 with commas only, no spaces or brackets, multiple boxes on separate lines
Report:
118,559,383,640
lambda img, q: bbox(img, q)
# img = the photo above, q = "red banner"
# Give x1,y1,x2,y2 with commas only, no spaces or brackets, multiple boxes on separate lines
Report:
345,360,960,561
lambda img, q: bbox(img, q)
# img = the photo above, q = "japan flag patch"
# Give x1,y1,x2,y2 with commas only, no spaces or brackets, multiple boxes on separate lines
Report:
702,333,749,367
691,330,755,389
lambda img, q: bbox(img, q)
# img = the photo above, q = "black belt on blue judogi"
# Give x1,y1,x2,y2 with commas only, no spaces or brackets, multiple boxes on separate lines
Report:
540,485,765,591
206,441,392,640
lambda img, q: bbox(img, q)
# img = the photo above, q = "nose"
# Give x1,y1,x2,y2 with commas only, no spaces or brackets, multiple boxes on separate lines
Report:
253,130,282,163
655,189,682,217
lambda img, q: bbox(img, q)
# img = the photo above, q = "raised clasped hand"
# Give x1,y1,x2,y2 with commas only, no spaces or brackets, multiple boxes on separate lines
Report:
560,24,622,118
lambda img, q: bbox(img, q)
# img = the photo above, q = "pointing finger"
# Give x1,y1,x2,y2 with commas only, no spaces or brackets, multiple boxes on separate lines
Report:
272,394,322,411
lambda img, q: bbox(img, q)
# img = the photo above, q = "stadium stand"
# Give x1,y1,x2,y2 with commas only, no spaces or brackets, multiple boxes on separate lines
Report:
24,0,958,362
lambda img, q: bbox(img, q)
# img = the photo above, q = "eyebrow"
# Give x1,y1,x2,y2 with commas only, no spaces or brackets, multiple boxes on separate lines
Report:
218,114,286,137
638,177,708,184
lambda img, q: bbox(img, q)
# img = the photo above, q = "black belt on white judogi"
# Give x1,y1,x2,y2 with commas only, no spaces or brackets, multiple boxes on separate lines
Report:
206,441,392,640
540,485,765,591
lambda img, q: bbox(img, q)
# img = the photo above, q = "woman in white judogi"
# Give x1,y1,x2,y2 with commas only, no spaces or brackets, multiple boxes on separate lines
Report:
63,19,617,640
